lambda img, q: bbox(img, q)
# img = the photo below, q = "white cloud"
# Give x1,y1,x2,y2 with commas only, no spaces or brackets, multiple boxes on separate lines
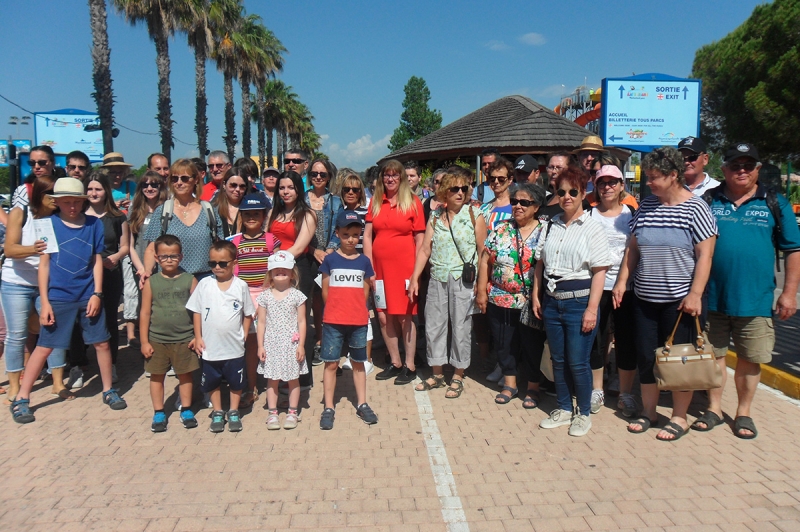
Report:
485,40,510,51
322,133,392,170
518,33,546,46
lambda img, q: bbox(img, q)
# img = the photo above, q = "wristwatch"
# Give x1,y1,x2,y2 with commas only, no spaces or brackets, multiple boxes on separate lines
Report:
92,292,104,300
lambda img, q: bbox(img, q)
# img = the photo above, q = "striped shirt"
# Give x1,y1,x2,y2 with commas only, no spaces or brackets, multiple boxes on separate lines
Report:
631,195,717,303
535,211,612,293
234,233,281,288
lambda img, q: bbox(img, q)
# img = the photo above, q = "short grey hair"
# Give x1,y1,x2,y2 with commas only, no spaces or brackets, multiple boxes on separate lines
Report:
642,147,685,185
207,150,229,163
510,182,546,206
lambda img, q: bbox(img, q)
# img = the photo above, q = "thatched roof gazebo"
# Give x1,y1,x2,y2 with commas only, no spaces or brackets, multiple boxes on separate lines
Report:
382,95,629,165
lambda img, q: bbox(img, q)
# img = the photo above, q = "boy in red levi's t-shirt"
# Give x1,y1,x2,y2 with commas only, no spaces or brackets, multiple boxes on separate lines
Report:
318,211,378,430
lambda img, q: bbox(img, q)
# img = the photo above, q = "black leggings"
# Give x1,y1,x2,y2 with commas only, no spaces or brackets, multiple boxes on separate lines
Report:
487,303,546,386
590,290,637,372
103,267,124,364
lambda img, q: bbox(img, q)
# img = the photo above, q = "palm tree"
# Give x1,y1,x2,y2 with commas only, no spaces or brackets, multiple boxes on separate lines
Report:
113,0,197,161
247,24,285,169
212,7,244,162
88,0,115,154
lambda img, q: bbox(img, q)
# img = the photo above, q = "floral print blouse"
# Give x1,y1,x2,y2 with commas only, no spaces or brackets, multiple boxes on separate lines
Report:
484,220,543,309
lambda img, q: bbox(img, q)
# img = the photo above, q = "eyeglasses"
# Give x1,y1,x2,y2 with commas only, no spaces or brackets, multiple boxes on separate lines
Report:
546,165,565,172
682,153,701,163
67,164,87,171
208,163,227,169
726,162,758,172
284,158,305,165
29,159,50,167
170,175,194,183
448,186,469,194
596,179,621,188
557,188,580,197
143,182,160,189
309,171,329,179
510,198,537,207
157,254,181,262
227,182,248,190
208,260,232,269
489,175,508,183
383,174,400,181
342,186,361,194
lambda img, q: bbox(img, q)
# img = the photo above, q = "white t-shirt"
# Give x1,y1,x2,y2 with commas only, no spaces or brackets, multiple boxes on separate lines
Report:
185,276,256,361
590,207,634,291
687,172,720,196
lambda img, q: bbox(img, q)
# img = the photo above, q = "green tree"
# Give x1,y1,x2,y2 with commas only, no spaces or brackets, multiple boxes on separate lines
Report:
88,0,115,154
692,0,800,160
388,76,442,152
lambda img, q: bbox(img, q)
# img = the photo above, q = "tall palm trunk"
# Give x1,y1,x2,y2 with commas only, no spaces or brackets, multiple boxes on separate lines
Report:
256,83,266,170
266,125,274,169
240,75,251,158
153,23,173,161
223,71,236,162
193,38,208,158
88,0,114,154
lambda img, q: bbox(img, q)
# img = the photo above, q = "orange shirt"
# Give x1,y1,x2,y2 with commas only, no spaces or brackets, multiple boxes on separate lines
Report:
587,192,639,209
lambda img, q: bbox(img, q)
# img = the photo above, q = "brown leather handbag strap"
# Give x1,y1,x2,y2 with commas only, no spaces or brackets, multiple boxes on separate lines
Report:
663,313,705,352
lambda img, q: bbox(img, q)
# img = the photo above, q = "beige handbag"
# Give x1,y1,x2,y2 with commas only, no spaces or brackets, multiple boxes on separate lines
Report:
654,314,722,391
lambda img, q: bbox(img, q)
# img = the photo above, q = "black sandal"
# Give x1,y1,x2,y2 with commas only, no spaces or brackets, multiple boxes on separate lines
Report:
733,416,758,439
522,390,540,409
691,410,723,432
495,386,517,404
415,375,445,392
627,417,657,434
445,378,464,399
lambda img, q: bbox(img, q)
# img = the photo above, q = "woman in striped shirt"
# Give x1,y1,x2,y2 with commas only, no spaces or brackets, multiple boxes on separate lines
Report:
613,147,717,442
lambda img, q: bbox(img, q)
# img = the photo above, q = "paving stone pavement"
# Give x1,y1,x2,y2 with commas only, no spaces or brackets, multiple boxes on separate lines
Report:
2,347,800,531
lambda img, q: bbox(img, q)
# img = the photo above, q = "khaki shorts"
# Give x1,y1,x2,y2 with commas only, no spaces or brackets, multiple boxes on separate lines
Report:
145,341,200,375
706,311,774,364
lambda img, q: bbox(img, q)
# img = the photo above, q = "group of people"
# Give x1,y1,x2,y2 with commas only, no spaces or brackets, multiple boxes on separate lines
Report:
1,136,796,441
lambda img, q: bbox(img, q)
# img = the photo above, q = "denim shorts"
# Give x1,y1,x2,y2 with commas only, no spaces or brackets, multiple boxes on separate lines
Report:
321,323,368,363
201,357,246,392
37,299,110,350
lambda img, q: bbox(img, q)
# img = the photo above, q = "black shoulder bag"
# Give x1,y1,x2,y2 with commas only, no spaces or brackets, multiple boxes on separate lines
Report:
444,207,477,284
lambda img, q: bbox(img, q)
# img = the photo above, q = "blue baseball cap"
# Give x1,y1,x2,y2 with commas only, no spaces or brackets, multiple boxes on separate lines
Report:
336,210,362,228
239,193,270,211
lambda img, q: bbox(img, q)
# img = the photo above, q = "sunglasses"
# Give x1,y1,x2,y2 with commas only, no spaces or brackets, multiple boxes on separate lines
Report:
449,186,469,194
208,260,232,269
682,153,701,163
284,158,305,165
727,162,757,172
596,179,621,188
309,171,329,179
227,182,248,190
342,186,361,194
29,159,50,167
170,175,193,183
433,179,442,186
557,188,580,198
157,254,181,262
208,163,227,169
67,164,87,171
510,198,537,207
143,182,160,189
489,175,509,183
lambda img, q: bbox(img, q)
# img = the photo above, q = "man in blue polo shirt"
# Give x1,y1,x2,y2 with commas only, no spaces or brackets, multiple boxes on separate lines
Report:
693,143,800,439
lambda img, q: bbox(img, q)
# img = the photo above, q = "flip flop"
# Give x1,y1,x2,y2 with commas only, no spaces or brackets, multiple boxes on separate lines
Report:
691,410,723,432
627,417,656,434
733,416,758,440
495,386,517,404
54,389,77,401
656,421,688,442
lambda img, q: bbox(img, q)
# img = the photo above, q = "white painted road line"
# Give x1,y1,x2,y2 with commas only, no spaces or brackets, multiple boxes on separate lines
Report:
414,389,470,532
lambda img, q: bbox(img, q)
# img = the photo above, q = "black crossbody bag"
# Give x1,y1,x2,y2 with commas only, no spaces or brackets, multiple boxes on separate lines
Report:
444,207,477,284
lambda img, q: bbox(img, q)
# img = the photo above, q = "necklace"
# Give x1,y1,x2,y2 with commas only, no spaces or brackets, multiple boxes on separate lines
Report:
176,201,193,219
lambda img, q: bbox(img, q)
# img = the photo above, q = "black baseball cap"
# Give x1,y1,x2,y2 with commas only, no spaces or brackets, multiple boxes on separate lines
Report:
514,155,538,174
724,142,760,163
677,136,707,153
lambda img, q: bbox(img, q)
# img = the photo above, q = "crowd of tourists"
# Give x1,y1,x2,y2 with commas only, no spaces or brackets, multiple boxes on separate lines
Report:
0,135,797,440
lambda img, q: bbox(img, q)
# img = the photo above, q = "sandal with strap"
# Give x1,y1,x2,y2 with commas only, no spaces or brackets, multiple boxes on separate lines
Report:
691,410,723,432
102,388,128,411
522,390,540,409
266,410,281,430
495,386,518,404
445,378,465,399
10,398,35,424
415,374,445,392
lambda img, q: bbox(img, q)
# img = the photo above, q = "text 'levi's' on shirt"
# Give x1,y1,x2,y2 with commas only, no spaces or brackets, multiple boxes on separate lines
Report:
319,252,374,326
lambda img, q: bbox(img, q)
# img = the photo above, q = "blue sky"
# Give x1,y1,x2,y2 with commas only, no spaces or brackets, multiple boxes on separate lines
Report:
0,0,765,170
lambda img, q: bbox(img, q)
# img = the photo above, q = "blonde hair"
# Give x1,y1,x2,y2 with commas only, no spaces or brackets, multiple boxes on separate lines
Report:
339,172,367,208
263,265,300,288
370,159,417,218
169,159,203,199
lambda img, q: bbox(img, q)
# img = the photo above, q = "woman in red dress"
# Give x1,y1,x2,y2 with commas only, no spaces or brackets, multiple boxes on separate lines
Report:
364,160,425,385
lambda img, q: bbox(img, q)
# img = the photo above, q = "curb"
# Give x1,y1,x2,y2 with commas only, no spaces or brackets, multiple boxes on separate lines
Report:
726,350,800,400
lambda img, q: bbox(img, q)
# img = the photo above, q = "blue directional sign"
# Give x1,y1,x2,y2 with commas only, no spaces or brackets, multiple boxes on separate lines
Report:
600,74,701,152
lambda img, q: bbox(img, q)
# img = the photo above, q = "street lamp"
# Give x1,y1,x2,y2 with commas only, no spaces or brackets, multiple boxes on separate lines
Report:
8,115,31,139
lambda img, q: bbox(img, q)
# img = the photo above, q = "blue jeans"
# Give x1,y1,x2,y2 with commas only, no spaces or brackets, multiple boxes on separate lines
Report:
542,294,597,415
0,281,66,372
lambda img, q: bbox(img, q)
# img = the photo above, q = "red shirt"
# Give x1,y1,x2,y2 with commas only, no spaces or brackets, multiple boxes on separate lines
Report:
200,180,222,202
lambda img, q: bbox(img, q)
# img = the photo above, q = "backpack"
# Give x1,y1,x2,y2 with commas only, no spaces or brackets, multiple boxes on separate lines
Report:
227,232,279,277
702,186,784,271
160,199,219,242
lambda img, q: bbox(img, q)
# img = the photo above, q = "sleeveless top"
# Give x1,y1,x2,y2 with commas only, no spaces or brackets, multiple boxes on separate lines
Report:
147,272,195,343
2,208,39,286
270,218,309,254
429,206,478,282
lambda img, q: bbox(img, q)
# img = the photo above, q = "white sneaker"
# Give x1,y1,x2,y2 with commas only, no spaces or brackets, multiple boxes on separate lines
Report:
66,367,84,389
341,358,353,370
590,389,605,414
166,366,176,377
364,360,375,376
569,409,592,437
539,409,573,429
175,395,182,410
111,365,119,384
486,364,502,382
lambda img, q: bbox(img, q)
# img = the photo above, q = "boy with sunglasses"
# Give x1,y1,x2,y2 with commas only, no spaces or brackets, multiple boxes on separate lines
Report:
140,235,200,432
186,240,255,433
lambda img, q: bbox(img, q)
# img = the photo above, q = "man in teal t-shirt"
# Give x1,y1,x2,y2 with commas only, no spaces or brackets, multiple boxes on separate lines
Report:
694,143,800,440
